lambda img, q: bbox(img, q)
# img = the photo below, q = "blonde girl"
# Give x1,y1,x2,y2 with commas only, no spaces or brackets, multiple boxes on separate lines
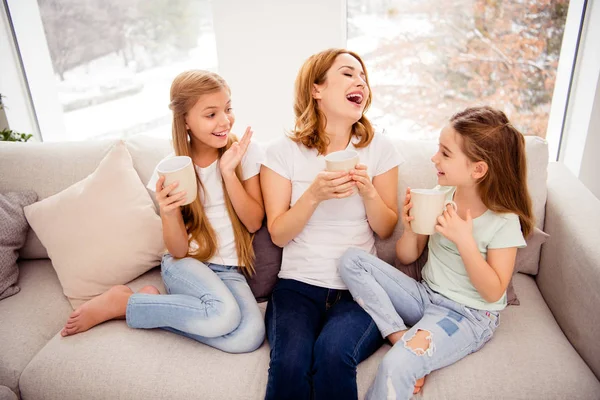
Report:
61,70,265,354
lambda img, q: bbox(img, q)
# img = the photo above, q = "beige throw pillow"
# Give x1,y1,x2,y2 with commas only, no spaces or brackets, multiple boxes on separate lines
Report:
24,141,165,308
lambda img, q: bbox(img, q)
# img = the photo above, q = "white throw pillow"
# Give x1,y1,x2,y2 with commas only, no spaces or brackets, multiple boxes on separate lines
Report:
24,141,165,308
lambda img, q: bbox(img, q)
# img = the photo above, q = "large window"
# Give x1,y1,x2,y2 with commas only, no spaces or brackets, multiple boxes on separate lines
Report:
35,0,217,141
348,0,570,140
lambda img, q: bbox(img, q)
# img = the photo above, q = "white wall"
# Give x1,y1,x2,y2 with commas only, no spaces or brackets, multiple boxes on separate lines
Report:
578,77,600,199
212,0,346,143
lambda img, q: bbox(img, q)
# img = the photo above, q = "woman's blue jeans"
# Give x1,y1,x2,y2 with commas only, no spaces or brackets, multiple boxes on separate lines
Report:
265,278,384,400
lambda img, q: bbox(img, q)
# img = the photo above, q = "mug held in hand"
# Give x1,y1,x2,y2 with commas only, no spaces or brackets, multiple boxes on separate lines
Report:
156,156,198,206
409,188,457,235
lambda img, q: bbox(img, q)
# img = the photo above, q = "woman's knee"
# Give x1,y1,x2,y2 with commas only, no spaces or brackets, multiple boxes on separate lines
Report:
313,335,355,370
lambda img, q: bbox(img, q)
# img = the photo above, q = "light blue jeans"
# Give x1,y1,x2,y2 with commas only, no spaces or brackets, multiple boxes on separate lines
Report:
340,248,499,400
125,254,265,354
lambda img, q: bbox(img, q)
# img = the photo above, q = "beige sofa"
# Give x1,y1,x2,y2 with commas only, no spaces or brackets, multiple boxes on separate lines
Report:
1,135,599,400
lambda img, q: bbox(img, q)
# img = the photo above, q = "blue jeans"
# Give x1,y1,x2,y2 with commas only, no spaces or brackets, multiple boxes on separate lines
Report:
126,254,265,354
265,278,384,400
340,248,500,400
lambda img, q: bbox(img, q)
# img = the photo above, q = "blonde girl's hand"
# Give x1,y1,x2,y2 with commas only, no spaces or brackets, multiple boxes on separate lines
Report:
349,164,377,200
435,205,473,246
220,126,253,177
401,187,416,233
155,176,187,217
308,170,356,203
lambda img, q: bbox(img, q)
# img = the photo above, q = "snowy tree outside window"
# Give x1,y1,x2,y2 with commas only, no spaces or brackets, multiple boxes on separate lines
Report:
348,0,570,140
37,0,217,141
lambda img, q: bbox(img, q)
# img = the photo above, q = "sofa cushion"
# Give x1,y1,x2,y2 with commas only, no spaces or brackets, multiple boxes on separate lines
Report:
19,272,600,399
375,136,549,271
0,191,37,300
23,142,165,309
356,273,600,399
20,265,270,400
0,260,71,396
506,227,550,305
0,140,121,260
125,135,172,212
539,162,600,379
247,220,282,302
0,386,17,400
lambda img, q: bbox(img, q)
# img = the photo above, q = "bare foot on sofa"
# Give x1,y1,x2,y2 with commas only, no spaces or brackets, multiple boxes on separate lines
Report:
61,285,133,337
413,376,426,394
136,285,160,295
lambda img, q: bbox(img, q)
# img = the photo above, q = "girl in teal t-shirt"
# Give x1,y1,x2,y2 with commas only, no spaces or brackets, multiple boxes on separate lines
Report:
340,106,534,399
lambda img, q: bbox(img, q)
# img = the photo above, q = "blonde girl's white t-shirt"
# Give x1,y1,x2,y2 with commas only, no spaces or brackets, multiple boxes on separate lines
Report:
422,186,527,311
262,133,404,289
147,141,264,266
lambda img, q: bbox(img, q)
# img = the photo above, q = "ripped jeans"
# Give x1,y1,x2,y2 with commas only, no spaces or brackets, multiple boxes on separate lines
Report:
339,248,499,400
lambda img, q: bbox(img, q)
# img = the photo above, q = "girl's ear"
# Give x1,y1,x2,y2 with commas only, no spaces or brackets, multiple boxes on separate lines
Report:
472,161,488,180
312,84,322,100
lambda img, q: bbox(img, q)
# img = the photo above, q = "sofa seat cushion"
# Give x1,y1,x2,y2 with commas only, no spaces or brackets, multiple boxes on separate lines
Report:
0,260,71,396
19,267,270,400
0,386,17,400
356,273,600,399
18,272,600,399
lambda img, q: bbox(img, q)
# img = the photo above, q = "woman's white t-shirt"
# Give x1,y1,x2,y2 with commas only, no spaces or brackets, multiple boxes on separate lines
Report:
147,142,264,266
262,133,403,289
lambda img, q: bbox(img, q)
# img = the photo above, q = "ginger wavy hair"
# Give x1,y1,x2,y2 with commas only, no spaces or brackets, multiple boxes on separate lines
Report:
291,48,374,154
169,70,255,276
450,106,534,238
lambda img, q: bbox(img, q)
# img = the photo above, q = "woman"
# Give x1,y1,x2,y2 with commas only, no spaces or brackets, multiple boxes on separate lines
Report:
260,48,403,399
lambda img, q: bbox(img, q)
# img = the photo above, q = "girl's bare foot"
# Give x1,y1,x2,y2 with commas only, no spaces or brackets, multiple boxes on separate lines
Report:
61,285,133,337
136,285,160,295
413,376,426,394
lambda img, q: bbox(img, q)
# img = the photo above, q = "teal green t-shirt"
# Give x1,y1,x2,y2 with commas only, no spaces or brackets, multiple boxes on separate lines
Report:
421,186,526,311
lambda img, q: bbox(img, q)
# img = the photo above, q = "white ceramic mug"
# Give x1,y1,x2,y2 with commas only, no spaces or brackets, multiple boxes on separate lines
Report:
324,150,359,172
409,188,458,235
156,156,198,206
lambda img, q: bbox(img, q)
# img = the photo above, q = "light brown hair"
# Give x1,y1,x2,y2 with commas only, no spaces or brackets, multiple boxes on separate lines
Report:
169,70,255,276
450,106,534,237
291,48,374,154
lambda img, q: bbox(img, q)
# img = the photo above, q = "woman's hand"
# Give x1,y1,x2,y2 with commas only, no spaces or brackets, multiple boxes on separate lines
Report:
435,205,473,247
155,176,187,216
401,187,415,233
350,164,377,200
220,127,252,177
308,170,356,203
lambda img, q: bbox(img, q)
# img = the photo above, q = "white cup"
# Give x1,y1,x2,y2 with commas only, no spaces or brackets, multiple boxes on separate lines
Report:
324,150,359,172
156,156,198,206
409,188,458,235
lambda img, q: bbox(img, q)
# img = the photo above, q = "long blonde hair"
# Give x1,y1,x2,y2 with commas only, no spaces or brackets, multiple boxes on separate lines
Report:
450,106,534,238
169,70,255,276
292,48,375,154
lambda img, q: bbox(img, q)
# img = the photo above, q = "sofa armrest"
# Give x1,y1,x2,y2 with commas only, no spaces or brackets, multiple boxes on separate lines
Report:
537,162,600,379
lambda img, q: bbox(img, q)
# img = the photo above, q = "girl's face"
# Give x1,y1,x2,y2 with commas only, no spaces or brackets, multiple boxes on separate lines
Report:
313,53,369,124
185,89,234,150
431,125,481,187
